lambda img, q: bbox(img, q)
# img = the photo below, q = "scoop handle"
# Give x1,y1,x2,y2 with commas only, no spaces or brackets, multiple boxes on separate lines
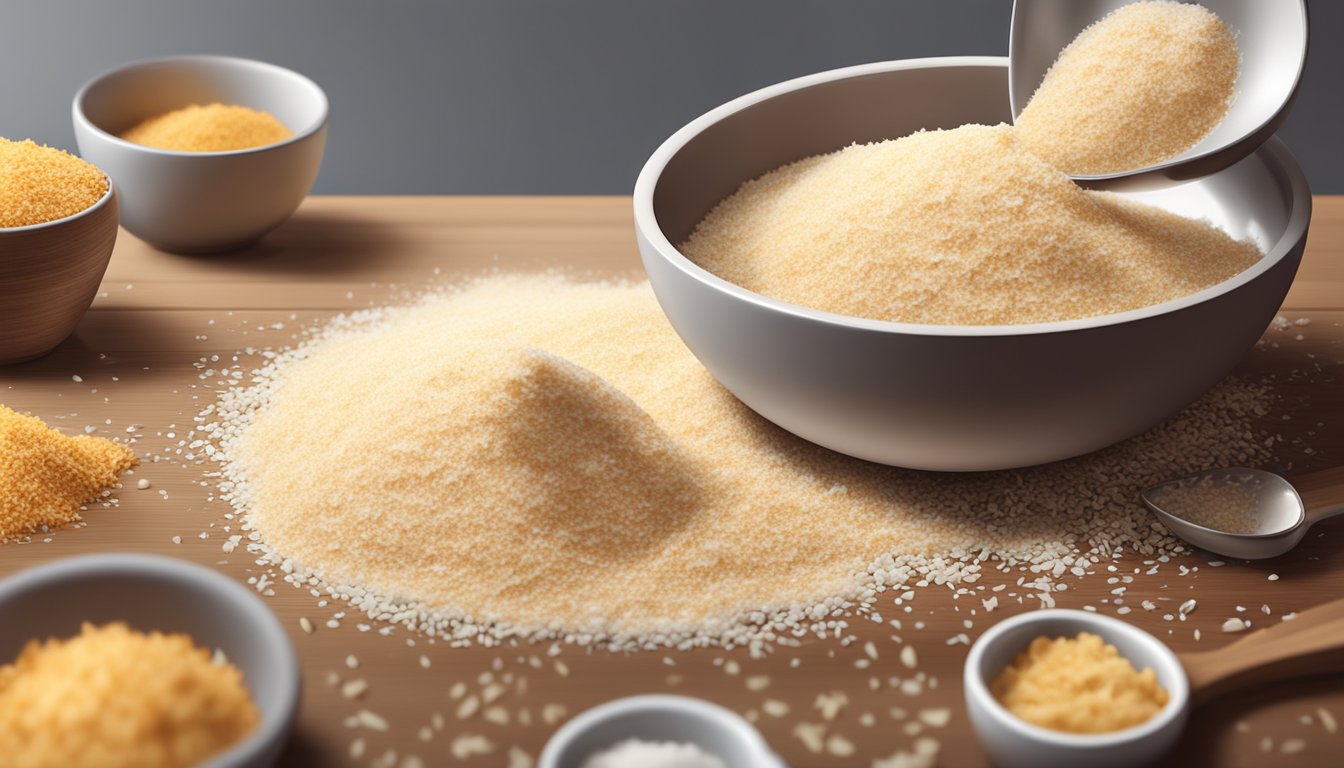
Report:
1181,597,1344,707
1294,465,1344,525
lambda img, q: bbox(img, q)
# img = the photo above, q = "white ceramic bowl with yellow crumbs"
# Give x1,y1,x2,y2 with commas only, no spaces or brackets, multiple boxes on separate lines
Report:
633,56,1311,471
72,55,327,254
0,553,300,768
964,609,1190,768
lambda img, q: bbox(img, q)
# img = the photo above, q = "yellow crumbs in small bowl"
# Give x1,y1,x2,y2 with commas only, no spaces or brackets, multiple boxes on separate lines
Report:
0,138,108,228
0,404,137,542
120,103,292,152
0,622,260,768
990,631,1170,733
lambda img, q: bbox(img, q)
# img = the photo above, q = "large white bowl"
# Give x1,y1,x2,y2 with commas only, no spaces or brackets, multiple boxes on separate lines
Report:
633,56,1311,471
73,55,327,254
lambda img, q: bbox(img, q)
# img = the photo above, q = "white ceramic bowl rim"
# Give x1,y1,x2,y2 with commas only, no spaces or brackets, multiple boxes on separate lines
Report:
964,609,1191,748
540,694,779,767
0,553,299,767
72,54,329,158
0,175,115,234
633,55,1313,338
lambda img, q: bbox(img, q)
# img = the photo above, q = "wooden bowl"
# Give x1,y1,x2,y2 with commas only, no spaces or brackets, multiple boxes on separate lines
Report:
0,181,118,365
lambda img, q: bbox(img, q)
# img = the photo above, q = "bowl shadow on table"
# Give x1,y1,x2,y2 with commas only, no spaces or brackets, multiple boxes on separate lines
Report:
713,368,1272,546
151,211,403,278
0,311,202,387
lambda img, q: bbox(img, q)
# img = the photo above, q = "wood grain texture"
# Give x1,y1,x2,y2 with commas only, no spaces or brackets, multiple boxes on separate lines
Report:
0,187,119,364
2,196,1343,767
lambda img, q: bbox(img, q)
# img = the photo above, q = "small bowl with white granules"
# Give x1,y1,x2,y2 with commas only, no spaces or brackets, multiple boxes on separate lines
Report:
538,695,786,768
0,553,301,768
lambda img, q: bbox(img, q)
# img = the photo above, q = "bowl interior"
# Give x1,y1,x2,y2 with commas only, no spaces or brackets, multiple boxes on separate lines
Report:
968,610,1189,744
78,56,326,144
647,58,1300,326
543,696,767,768
0,554,297,762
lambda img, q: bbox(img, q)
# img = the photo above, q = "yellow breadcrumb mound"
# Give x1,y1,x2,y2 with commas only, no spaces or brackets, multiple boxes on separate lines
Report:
120,103,292,152
0,404,137,540
991,631,1170,733
1015,1,1239,175
0,138,108,228
682,123,1260,326
0,622,260,768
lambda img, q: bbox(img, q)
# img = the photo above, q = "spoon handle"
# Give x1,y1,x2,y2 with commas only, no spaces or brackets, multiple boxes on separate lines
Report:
1294,466,1344,524
1181,597,1344,707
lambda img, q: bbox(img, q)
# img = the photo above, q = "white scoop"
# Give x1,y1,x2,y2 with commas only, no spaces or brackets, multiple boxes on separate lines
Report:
1009,0,1309,191
1142,466,1344,559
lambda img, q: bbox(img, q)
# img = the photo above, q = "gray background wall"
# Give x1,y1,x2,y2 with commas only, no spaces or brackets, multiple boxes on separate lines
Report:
3,1,1339,194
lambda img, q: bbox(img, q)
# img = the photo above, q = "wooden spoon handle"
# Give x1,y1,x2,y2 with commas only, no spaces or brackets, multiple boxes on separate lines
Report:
1294,466,1344,524
1182,597,1344,707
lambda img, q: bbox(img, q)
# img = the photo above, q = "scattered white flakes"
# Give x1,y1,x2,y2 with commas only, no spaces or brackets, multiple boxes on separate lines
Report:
918,708,951,728
1222,618,1249,633
864,641,879,660
763,699,790,718
507,746,534,768
826,734,856,757
450,734,495,759
350,738,366,759
873,736,940,768
815,691,849,721
341,678,368,700
900,645,918,669
542,703,567,725
746,675,771,692
792,722,827,754
1179,599,1197,616
171,535,182,545
1320,708,1338,734
483,706,510,725
136,478,151,490
298,617,314,634
419,654,431,669
1281,738,1306,755
1268,573,1280,581
346,654,360,670
456,695,480,720
71,375,83,383
353,709,388,732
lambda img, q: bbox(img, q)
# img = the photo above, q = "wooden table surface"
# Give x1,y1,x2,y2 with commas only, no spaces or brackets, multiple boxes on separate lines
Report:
2,196,1342,767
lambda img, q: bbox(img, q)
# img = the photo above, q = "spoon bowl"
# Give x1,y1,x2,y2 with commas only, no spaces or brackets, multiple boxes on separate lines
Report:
1010,0,1309,191
1143,466,1344,559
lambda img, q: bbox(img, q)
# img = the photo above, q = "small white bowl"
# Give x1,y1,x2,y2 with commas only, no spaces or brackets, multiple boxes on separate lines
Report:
73,55,327,254
0,554,300,768
538,695,786,768
964,609,1190,768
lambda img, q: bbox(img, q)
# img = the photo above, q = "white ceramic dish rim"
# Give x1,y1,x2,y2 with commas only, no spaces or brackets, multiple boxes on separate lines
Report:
538,694,783,768
0,175,114,234
633,55,1313,339
72,54,329,159
0,553,299,767
964,608,1191,748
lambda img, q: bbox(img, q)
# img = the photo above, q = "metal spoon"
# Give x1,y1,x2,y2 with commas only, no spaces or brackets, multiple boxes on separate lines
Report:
1142,466,1344,559
1009,0,1309,191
